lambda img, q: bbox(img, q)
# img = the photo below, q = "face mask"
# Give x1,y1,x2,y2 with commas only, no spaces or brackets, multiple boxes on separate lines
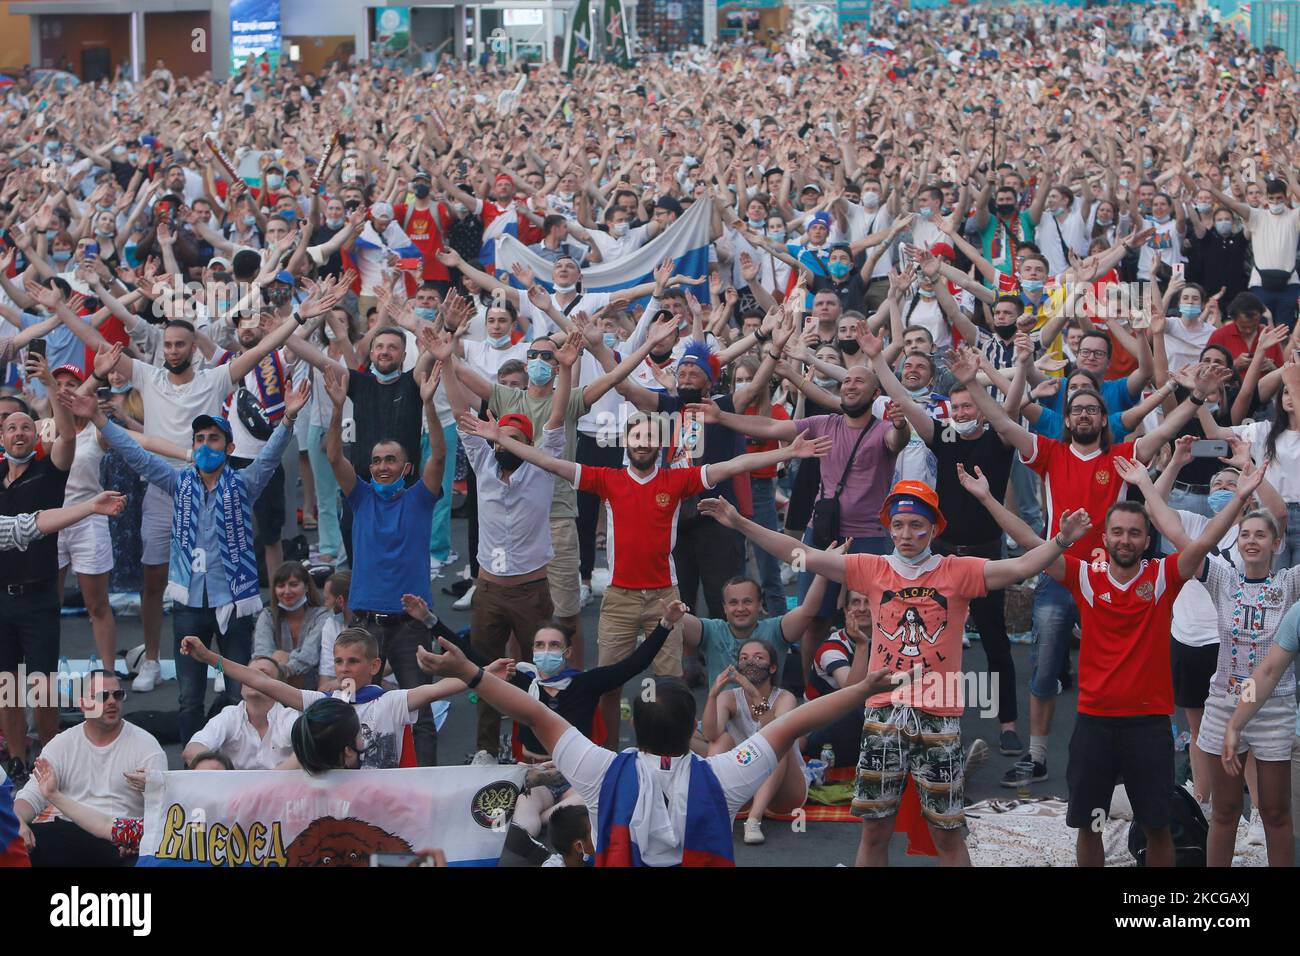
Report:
325,216,346,230
862,191,880,207
5,448,35,465
1152,213,1171,224
813,375,839,388
649,347,674,365
266,174,284,189
194,445,226,472
95,227,114,238
994,323,1018,340
917,286,936,299
841,398,872,418
494,448,524,472
895,546,933,566
527,358,554,386
533,650,566,676
1194,202,1212,215
279,209,297,223
374,368,402,384
1179,304,1202,320
559,191,575,202
52,251,71,265
413,183,431,199
60,152,76,165
112,145,127,158
917,206,934,219
839,339,860,356
828,261,851,280
769,228,786,241
1095,216,1113,227
611,221,629,237
164,358,192,376
243,215,257,227
1207,489,1236,515
369,475,405,500
905,384,930,400
1215,220,1234,236
739,662,771,685
414,307,438,322
1020,279,1044,295
278,596,308,612
487,333,512,349
110,383,132,394
451,202,467,216
747,218,765,229
1142,157,1154,169
603,332,619,349
994,202,1017,218
553,283,577,295
1269,203,1287,215
951,417,981,436
676,386,704,408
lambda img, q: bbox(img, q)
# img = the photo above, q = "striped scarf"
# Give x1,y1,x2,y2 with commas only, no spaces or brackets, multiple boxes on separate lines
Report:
167,465,261,622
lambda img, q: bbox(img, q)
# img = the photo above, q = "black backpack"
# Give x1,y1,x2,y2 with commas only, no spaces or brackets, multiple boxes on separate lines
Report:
1127,785,1208,866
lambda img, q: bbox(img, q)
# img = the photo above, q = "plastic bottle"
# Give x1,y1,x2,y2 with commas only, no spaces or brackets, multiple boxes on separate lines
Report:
57,655,73,707
820,743,835,771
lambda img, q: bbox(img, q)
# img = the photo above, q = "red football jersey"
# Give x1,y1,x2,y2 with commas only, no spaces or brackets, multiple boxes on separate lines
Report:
1022,435,1136,564
1062,554,1186,718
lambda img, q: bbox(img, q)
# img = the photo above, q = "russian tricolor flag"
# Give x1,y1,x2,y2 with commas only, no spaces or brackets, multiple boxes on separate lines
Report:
0,766,30,867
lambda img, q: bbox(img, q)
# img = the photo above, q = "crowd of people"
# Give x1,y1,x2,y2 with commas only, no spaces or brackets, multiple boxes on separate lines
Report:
2,1,1300,868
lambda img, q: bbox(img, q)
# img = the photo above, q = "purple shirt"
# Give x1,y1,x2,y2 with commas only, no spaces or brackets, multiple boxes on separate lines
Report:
793,414,897,538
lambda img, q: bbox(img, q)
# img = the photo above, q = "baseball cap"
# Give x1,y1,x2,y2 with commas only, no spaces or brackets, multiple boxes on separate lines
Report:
207,256,232,271
654,196,684,217
51,364,86,383
497,413,534,444
192,414,234,441
810,211,832,229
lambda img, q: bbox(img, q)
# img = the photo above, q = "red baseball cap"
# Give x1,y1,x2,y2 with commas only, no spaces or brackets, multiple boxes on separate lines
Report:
51,364,86,383
497,413,534,444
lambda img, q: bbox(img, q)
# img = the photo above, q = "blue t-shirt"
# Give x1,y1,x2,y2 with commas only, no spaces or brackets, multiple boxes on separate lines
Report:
1030,404,1130,442
1045,376,1137,416
346,479,440,613
698,615,791,689
1274,604,1300,735
20,311,82,397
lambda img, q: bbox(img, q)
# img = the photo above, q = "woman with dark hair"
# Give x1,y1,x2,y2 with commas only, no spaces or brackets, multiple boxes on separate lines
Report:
253,561,331,686
291,698,364,775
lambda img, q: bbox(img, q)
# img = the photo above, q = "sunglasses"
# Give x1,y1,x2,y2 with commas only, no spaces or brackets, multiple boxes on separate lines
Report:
92,689,127,702
526,350,556,362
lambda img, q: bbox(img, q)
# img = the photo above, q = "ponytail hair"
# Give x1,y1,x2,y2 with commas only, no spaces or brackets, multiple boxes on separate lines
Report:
291,698,361,775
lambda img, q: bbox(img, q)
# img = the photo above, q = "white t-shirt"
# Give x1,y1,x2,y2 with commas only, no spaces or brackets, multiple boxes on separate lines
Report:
551,725,777,867
299,688,418,769
318,613,345,679
463,339,529,378
1170,511,1238,648
15,721,166,822
1037,209,1090,276
1246,206,1300,285
132,362,235,464
186,700,297,770
1231,420,1300,503
1163,315,1213,377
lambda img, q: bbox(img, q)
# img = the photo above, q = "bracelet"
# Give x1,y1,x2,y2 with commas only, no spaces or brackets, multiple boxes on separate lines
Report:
293,312,306,326
214,656,224,675
282,414,297,427
92,371,109,383
766,350,781,361
1188,392,1206,406
466,666,485,690
659,618,673,631
1053,533,1070,550
753,329,771,344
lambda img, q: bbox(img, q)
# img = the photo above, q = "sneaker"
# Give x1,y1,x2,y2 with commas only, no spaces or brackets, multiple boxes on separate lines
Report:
132,659,162,693
998,729,1025,756
1246,809,1265,846
213,671,225,695
1000,758,1047,787
965,738,990,777
453,584,476,611
302,514,318,530
580,583,593,608
470,749,496,767
742,818,765,845
3,756,29,789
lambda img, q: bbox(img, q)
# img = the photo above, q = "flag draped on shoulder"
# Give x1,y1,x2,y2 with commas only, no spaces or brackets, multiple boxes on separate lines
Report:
493,195,714,304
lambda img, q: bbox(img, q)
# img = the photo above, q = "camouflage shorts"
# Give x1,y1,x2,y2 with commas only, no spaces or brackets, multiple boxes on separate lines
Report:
851,705,966,829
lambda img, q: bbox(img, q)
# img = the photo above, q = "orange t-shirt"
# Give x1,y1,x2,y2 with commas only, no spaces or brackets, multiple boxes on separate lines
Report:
843,553,988,716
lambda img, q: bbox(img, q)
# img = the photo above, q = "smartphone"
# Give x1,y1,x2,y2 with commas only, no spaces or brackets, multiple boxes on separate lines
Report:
27,338,46,359
1190,439,1230,459
396,257,421,271
84,242,99,260
96,386,112,402
1172,262,1185,279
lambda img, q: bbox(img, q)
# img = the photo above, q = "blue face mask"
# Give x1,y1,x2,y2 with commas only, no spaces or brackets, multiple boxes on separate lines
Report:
369,475,405,500
243,215,256,227
527,358,554,386
279,209,297,223
110,384,132,394
895,546,933,566
194,445,226,472
828,261,852,280
917,206,934,219
1179,305,1202,320
487,334,512,349
1207,489,1235,515
5,448,35,465
533,650,566,676
374,368,402,384
52,251,71,265
414,307,438,322
1020,279,1045,295
603,332,619,349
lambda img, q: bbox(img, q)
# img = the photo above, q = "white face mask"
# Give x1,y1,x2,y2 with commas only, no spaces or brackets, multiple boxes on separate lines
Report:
862,190,880,207
951,417,981,436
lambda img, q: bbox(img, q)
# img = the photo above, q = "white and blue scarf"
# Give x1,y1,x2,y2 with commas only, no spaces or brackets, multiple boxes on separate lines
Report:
167,465,262,630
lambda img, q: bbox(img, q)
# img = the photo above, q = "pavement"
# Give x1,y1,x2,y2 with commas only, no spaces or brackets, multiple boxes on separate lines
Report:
46,513,1203,867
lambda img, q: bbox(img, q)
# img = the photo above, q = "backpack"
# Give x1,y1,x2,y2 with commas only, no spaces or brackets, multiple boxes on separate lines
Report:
1127,785,1208,866
446,215,484,263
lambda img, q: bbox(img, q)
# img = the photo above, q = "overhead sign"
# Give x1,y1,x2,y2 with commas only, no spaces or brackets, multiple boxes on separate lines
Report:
230,0,282,70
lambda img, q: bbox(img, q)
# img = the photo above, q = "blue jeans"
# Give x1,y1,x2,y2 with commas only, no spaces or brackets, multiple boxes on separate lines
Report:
796,528,890,618
1249,283,1300,330
422,425,458,562
307,423,342,560
1010,457,1043,538
748,477,786,616
1277,501,1300,570
1028,574,1079,699
173,604,254,745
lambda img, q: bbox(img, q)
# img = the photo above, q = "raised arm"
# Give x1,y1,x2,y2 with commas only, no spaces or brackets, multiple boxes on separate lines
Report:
698,496,846,581
946,345,1036,458
458,409,578,485
320,364,358,495
178,635,306,710
706,428,832,486
1176,461,1267,582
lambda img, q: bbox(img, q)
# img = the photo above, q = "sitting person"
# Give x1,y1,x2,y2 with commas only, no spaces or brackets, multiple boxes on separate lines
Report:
180,628,508,769
702,640,808,846
182,656,299,770
541,803,594,868
13,671,166,867
253,560,332,687
418,633,896,866
291,698,365,775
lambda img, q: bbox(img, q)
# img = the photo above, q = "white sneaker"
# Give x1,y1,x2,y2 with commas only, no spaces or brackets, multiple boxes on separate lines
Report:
470,749,496,766
1246,809,1265,846
453,584,476,611
743,818,765,845
213,672,225,695
580,584,593,608
132,659,162,693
